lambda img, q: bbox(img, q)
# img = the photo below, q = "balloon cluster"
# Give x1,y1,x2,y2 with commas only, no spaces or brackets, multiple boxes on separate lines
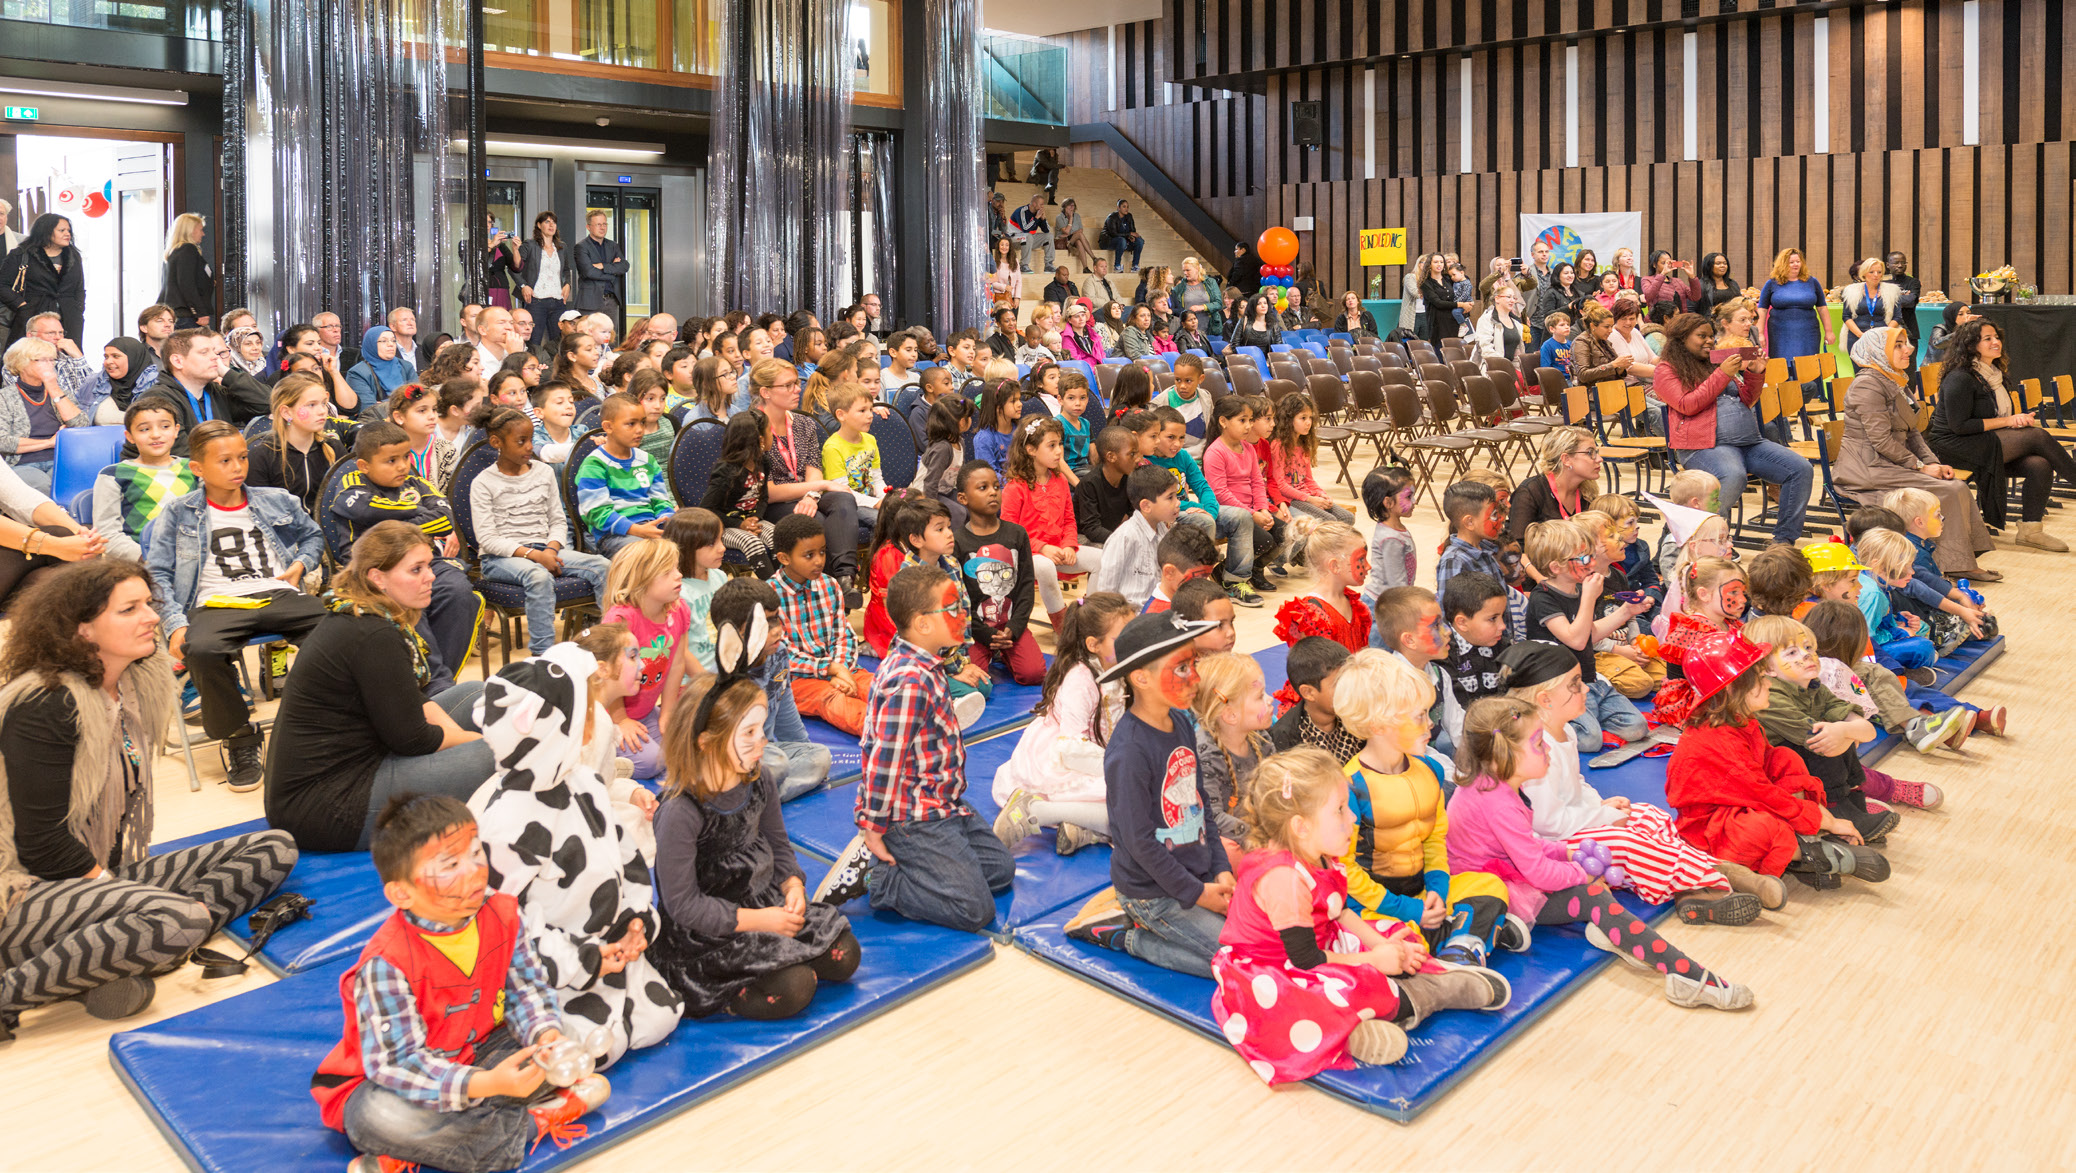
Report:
1256,227,1300,310
534,1027,612,1087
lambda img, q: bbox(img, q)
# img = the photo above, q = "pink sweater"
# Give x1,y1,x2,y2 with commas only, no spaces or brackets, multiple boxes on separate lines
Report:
1202,437,1269,511
1266,441,1325,506
1444,778,1590,921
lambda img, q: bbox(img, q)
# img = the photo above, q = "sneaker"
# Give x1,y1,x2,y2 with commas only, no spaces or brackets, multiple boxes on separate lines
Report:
953,690,987,731
81,974,155,1021
1664,970,1754,1011
1431,933,1487,968
266,642,292,681
1495,912,1533,952
1905,711,1960,753
812,833,875,906
1842,842,1890,882
1904,666,1939,687
1344,1019,1409,1065
1268,562,1292,578
1972,705,2007,736
1054,821,1108,856
1885,779,1943,810
1673,888,1763,926
1225,580,1264,608
345,1156,419,1173
1247,569,1274,594
528,1074,609,1152
1063,889,1131,951
1711,860,1786,910
224,732,265,793
180,679,202,726
1398,967,1511,1031
992,787,1041,847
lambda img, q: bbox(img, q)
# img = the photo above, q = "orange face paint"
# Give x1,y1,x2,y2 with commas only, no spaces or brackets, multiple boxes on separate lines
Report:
1154,645,1200,708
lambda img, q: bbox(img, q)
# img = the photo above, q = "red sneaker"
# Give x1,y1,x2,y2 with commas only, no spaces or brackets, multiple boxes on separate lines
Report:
528,1074,610,1153
1972,705,2006,736
346,1156,419,1173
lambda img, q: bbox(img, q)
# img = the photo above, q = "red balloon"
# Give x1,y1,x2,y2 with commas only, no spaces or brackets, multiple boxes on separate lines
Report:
1258,227,1300,267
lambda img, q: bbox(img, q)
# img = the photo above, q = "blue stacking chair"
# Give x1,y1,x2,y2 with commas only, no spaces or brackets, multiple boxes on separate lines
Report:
1270,343,1293,353
242,415,273,441
314,460,358,567
1329,331,1354,343
869,407,920,490
560,429,606,554
1101,356,1129,366
575,401,603,432
1156,352,1181,369
1060,359,1096,386
1237,345,1269,369
450,440,599,673
50,425,124,507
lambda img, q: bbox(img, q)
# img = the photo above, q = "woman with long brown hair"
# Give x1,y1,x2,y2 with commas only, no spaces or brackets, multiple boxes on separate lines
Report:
1654,312,1811,545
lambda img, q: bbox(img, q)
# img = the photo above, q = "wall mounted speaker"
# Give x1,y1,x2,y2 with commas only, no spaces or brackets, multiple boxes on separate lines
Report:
1292,100,1324,149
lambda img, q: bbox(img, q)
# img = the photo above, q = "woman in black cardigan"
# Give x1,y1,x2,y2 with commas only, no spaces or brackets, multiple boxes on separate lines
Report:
158,213,214,328
1417,252,1459,344
1926,316,2076,550
0,215,84,347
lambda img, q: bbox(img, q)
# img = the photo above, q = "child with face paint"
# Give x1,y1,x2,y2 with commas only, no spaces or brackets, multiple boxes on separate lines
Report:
1432,479,1528,644
468,629,683,1064
1652,468,1723,587
649,670,860,1018
1371,585,1456,757
710,578,833,803
600,538,693,781
1650,500,1737,640
1590,492,1666,619
1746,615,1903,846
1358,466,1417,612
1436,572,1513,752
1449,697,1755,1010
993,591,1137,855
1329,650,1521,969
1648,555,1749,728
314,795,611,1171
1272,522,1371,668
1063,611,1233,977
817,564,1016,932
771,514,876,737
1189,651,1276,858
1522,519,1652,747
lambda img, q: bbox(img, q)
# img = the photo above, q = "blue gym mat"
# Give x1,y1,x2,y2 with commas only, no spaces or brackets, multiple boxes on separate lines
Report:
802,653,1050,788
109,908,995,1173
784,733,1113,935
1016,891,1668,1123
152,822,389,978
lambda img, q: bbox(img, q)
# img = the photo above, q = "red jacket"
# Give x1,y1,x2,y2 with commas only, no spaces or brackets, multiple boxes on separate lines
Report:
1663,720,1827,854
1002,473,1078,551
864,542,905,658
1653,360,1764,451
311,895,522,1131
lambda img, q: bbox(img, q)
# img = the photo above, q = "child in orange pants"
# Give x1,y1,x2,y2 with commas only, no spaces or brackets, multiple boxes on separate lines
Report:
772,514,876,736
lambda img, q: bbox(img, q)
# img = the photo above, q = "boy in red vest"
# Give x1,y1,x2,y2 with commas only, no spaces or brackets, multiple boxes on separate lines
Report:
311,795,610,1173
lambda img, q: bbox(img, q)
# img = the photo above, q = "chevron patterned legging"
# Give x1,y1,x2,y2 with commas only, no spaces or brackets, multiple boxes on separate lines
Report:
0,830,297,1014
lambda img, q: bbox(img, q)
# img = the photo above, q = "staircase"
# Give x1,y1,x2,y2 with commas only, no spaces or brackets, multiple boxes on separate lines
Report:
992,157,1205,319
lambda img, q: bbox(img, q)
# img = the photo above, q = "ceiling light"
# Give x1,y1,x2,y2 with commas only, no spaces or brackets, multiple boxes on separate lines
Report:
0,78,187,106
451,132,665,159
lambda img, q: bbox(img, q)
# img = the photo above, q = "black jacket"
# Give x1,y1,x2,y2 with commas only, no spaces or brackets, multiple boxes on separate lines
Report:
158,243,214,319
517,239,575,302
1926,363,2013,528
1,243,85,345
1227,250,1262,296
1071,466,1132,543
1101,212,1138,247
460,235,520,296
573,236,628,309
1042,279,1079,306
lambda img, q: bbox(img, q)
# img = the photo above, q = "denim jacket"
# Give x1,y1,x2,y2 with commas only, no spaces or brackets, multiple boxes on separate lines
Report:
146,486,325,636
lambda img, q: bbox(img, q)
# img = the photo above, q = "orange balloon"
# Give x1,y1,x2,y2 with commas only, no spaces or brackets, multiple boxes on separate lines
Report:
1257,227,1300,267
1634,635,1660,658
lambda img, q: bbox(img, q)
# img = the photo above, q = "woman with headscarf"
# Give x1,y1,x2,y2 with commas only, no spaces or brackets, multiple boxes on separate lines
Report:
1833,326,1997,579
224,326,268,379
0,215,85,347
78,337,152,424
344,326,413,409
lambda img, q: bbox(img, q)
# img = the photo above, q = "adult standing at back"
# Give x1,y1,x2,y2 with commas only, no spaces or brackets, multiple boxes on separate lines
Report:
1885,251,1923,344
1641,251,1701,324
0,559,297,1042
1756,247,1833,366
574,210,628,338
1417,253,1459,345
1396,253,1429,340
158,214,214,329
1694,253,1743,318
1102,200,1144,273
0,200,18,256
1838,257,1901,350
518,211,574,350
1173,257,1224,338
461,212,521,308
0,215,84,348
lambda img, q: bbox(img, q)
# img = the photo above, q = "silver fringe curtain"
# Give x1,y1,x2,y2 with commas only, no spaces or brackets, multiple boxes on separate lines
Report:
849,131,897,322
238,0,452,337
705,0,854,317
920,0,985,332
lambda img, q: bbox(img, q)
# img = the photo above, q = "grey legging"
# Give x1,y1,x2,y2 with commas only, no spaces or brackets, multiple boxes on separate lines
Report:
356,680,494,849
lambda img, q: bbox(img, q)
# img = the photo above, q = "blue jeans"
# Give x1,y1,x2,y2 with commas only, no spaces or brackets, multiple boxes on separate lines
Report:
1116,894,1226,978
1110,236,1144,270
1567,676,1648,747
480,549,611,653
766,741,831,802
341,1025,549,1172
358,681,493,849
1674,438,1814,544
1180,504,1258,580
1874,637,1938,673
866,811,1014,933
594,531,639,558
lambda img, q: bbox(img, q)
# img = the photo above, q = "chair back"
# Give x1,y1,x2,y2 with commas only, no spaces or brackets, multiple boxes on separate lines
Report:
1200,370,1230,399
1424,381,1462,428
1265,377,1301,403
1485,357,1519,387
1461,375,1504,424
243,415,274,441
1562,384,1593,426
314,458,359,565
1094,363,1120,397
1920,361,1942,397
1230,364,1267,397
1377,366,1417,389
1536,366,1567,402
1377,351,1405,369
1347,370,1386,415
561,428,606,553
1268,359,1304,384
1492,371,1524,413
2021,377,2044,411
50,425,126,507
1449,359,1483,387
667,418,729,507
447,439,502,568
1417,362,1455,390
1306,374,1347,418
870,407,920,489
1792,355,1821,384
1353,355,1384,374
1060,359,1096,386
576,400,603,432
1384,382,1426,429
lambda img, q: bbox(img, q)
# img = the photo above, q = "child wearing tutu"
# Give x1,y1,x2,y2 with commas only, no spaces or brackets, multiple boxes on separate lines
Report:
647,612,860,1019
1447,696,1755,1010
1210,747,1511,1084
992,591,1136,854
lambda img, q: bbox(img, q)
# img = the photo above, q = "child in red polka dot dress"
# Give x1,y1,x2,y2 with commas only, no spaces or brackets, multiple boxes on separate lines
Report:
1445,696,1756,1012
1209,747,1511,1084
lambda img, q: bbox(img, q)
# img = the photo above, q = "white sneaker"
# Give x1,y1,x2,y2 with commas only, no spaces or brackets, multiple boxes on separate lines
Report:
812,833,874,906
953,691,987,730
1664,970,1754,1010
993,787,1040,847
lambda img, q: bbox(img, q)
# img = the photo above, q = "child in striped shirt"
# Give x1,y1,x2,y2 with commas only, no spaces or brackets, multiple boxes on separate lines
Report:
575,393,675,556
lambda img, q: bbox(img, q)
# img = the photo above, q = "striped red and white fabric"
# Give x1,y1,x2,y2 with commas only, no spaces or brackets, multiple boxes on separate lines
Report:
1564,802,1727,904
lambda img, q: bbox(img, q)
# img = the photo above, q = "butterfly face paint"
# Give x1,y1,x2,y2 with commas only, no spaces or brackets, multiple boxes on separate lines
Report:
921,580,968,645
1154,645,1201,708
731,704,769,772
1393,486,1417,517
1415,608,1450,658
409,824,489,921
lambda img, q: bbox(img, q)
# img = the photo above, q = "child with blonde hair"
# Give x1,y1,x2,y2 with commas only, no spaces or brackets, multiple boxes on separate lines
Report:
1650,507,1735,638
1210,747,1510,1083
1271,520,1372,653
1192,652,1276,856
1449,697,1754,1009
1573,508,1665,700
1333,650,1523,968
601,538,692,780
1521,518,1652,744
1853,527,1938,682
1590,492,1664,616
1874,488,1996,636
1654,468,1721,583
1747,615,1903,845
1648,555,1747,726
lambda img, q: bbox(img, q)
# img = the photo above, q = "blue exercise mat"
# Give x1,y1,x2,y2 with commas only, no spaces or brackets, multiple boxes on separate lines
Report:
154,821,390,978
1015,894,1667,1123
109,909,994,1173
803,654,1050,787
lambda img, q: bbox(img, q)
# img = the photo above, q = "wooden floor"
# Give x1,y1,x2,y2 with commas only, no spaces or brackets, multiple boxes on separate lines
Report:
10,453,2074,1172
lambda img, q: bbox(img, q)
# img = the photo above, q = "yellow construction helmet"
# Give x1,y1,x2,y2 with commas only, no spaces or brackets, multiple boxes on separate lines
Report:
1800,540,1865,575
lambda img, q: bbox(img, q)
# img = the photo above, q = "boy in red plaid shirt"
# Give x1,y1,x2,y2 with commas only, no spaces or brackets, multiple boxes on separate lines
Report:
813,564,1014,932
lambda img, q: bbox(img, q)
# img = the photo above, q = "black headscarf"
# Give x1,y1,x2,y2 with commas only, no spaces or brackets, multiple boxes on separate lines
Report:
104,337,151,409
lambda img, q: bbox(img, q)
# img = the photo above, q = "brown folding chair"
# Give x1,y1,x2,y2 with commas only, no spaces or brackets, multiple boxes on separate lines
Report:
1266,377,1300,403
1229,364,1266,397
1405,382,1484,514
1344,370,1402,467
1307,375,1359,489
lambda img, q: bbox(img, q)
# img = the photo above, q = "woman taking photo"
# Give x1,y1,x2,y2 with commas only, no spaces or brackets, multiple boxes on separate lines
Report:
1329,290,1377,339
0,337,88,494
0,559,296,1041
1757,246,1833,364
1834,326,1997,578
1531,261,1584,336
1418,253,1460,344
158,213,213,329
0,215,84,348
344,326,414,408
1641,251,1700,323
753,358,860,597
1655,312,1812,546
517,211,574,349
1927,317,2076,551
264,522,492,853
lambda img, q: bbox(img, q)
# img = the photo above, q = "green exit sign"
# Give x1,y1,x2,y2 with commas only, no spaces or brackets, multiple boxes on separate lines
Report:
3,106,37,121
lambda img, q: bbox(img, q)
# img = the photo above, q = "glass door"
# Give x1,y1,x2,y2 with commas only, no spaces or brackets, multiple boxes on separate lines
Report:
447,179,527,310
585,185,661,328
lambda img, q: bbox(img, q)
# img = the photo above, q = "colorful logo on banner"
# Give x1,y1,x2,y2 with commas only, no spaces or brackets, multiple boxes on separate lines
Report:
1360,227,1406,267
1532,224,1586,263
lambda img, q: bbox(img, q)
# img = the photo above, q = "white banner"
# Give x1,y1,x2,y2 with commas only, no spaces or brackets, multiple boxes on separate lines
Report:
1519,211,1644,270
